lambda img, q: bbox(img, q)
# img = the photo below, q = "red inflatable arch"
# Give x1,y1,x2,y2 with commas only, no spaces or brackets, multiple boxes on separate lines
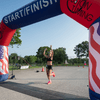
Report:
0,0,100,99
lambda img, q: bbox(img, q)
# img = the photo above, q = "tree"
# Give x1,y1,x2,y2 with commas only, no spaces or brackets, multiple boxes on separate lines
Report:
28,55,37,64
17,56,24,65
23,55,37,64
24,56,29,64
9,53,18,64
73,41,89,58
10,28,22,48
53,47,68,64
36,46,51,64
36,46,68,65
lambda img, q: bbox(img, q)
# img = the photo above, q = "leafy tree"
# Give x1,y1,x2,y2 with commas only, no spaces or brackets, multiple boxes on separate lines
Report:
73,41,89,58
36,46,68,65
68,58,88,65
72,58,78,64
9,53,18,64
28,55,37,64
23,55,37,64
81,41,89,58
53,47,68,64
68,58,74,65
36,46,51,64
10,28,22,48
17,56,24,65
81,58,89,64
24,56,29,64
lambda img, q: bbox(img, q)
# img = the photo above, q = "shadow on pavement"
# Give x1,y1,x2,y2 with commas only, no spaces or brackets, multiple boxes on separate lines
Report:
0,81,89,100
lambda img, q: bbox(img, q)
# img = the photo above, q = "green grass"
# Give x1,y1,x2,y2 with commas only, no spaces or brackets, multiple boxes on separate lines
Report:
9,66,19,70
9,65,45,70
56,63,88,66
9,63,88,70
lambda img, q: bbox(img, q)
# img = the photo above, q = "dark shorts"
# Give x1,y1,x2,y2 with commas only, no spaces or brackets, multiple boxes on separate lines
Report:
46,65,53,70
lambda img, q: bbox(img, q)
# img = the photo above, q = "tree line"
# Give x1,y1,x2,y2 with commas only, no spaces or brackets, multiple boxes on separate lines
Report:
9,46,68,65
9,41,89,66
7,28,89,65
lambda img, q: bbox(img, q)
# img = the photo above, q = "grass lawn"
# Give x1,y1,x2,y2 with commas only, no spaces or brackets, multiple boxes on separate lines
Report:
9,65,45,70
9,64,88,70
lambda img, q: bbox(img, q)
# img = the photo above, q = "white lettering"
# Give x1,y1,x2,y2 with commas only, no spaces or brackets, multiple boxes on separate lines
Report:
4,17,8,24
39,0,43,9
50,0,53,4
19,9,23,17
11,14,16,21
43,0,49,7
24,8,26,16
26,6,30,15
15,12,20,19
33,2,40,12
31,5,34,13
55,0,57,2
8,15,11,22
4,0,58,24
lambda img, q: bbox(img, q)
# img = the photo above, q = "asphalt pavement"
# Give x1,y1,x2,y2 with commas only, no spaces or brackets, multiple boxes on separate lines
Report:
0,66,90,100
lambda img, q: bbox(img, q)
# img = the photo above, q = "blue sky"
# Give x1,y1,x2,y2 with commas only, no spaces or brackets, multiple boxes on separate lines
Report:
0,0,89,58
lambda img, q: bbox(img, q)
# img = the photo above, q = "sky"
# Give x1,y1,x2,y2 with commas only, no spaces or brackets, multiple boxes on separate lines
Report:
0,0,89,58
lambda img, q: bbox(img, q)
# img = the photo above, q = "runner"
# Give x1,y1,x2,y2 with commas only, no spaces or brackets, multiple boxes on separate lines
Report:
43,45,55,84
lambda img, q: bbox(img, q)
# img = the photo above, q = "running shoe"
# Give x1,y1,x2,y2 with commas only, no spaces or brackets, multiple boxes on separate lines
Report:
52,72,55,77
47,81,52,84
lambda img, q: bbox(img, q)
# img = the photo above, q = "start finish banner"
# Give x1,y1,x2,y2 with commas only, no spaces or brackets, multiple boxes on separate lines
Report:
2,0,62,29
1,0,100,45
2,0,100,29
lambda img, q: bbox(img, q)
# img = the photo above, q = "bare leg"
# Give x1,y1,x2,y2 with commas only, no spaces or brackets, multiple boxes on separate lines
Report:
48,69,53,81
50,72,53,76
46,68,49,79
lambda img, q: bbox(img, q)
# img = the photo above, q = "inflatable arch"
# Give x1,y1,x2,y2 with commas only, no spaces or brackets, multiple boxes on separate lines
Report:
0,0,100,99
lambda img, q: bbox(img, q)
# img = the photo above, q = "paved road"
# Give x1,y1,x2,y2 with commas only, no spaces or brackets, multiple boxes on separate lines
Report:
0,66,90,100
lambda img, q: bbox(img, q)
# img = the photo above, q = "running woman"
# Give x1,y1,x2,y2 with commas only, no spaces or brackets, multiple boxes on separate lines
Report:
43,45,55,84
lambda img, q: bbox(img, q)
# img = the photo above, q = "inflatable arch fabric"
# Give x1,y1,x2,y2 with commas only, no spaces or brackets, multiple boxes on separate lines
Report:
0,0,100,99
